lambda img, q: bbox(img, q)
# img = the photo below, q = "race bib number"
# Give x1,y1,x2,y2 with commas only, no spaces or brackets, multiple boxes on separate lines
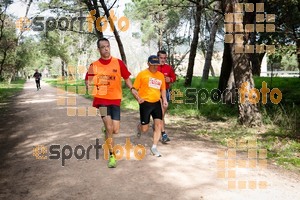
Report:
148,78,162,89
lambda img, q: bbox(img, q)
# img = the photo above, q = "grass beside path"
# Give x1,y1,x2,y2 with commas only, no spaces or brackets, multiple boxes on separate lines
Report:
0,79,26,102
45,77,300,172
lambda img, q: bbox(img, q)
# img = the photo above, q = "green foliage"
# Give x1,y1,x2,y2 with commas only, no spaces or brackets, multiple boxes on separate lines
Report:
259,129,300,171
16,38,44,72
40,31,70,63
167,77,238,120
0,13,18,81
140,20,157,44
125,0,191,58
267,0,300,43
165,76,300,132
281,54,298,71
254,77,300,133
196,125,300,171
0,79,25,102
268,45,298,71
0,0,13,8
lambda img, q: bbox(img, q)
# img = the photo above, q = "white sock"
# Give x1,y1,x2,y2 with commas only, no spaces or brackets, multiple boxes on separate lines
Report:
152,145,157,149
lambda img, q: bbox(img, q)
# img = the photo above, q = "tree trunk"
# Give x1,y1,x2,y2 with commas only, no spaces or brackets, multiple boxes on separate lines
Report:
249,32,265,76
297,38,300,78
218,43,232,92
184,2,202,86
83,0,104,39
219,0,262,126
99,0,127,64
0,48,8,77
250,52,265,76
232,49,261,126
7,74,12,84
61,60,65,77
157,12,164,50
218,43,236,104
158,28,163,50
0,8,10,77
112,27,127,64
210,65,215,77
202,15,221,80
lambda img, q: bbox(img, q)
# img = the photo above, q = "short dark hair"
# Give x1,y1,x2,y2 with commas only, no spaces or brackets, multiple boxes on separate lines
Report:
97,38,109,48
157,50,167,56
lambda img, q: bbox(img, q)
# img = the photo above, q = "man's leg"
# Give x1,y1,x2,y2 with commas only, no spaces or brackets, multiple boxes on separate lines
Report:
137,118,150,138
150,119,162,157
102,116,114,143
153,119,162,145
137,102,151,138
139,124,149,134
150,101,163,157
160,90,171,143
35,80,39,90
100,106,120,168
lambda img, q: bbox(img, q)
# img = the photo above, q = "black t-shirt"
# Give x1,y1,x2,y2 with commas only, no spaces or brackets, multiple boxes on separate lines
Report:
33,72,42,80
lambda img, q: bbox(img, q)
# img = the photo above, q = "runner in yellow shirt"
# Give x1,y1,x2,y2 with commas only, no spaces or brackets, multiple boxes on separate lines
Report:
131,55,168,157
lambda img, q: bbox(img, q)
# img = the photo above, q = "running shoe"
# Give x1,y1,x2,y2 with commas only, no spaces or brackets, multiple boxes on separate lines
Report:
150,147,162,157
161,133,170,144
108,154,116,168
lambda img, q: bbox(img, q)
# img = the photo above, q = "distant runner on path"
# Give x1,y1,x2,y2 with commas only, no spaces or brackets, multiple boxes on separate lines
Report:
33,69,42,91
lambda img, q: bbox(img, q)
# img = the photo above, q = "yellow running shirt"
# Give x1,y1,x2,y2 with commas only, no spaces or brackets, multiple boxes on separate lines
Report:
133,69,166,102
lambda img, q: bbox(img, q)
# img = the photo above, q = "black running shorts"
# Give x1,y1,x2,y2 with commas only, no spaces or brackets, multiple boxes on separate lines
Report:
99,105,121,120
139,101,162,125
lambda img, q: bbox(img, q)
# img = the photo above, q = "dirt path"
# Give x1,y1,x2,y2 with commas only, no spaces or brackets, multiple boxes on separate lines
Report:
0,80,299,200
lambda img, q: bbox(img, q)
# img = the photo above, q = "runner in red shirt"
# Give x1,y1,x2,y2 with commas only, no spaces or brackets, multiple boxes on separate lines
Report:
157,50,176,143
85,38,138,168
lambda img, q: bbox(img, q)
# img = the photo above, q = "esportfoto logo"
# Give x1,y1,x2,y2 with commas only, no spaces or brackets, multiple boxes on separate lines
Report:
170,81,282,106
16,9,129,32
33,138,146,166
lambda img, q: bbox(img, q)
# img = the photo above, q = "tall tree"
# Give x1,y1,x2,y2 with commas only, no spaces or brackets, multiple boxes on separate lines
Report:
184,0,217,86
266,0,300,76
72,0,104,38
250,0,300,76
38,0,127,63
99,0,127,64
40,31,70,77
219,0,262,126
184,0,202,86
201,1,222,80
82,0,127,63
0,1,17,81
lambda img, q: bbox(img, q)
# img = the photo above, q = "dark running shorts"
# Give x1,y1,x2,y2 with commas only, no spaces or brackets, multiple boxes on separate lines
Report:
99,105,120,120
139,101,162,125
